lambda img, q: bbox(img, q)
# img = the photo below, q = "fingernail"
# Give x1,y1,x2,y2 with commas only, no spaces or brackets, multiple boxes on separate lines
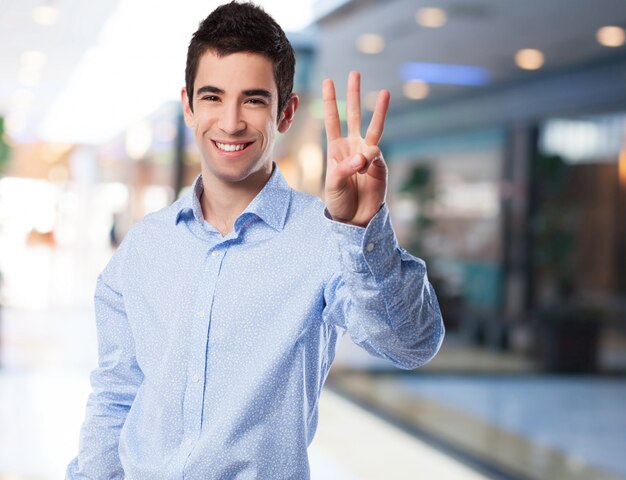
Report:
350,155,362,168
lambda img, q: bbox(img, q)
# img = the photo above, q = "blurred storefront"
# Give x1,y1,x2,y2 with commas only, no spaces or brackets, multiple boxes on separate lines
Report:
311,2,626,479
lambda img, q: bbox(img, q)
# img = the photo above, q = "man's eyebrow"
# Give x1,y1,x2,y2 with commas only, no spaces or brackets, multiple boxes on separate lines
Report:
196,85,224,95
196,86,273,99
243,89,272,98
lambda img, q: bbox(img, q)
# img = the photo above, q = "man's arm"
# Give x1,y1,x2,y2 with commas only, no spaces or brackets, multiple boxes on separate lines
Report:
66,244,143,479
323,204,444,369
321,71,444,368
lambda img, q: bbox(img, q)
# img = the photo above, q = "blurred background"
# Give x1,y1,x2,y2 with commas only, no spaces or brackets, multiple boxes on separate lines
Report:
1,0,626,479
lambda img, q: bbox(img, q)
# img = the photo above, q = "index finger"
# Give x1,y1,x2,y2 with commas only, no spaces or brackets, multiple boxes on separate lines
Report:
364,89,390,145
322,78,342,142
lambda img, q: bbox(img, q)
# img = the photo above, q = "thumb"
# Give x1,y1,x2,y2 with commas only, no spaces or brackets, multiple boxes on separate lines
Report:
326,154,366,190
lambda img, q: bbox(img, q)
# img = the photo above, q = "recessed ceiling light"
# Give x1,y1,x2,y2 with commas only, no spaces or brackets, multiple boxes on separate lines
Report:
403,80,429,100
33,5,60,26
515,49,544,70
596,26,626,47
415,8,447,28
356,34,385,54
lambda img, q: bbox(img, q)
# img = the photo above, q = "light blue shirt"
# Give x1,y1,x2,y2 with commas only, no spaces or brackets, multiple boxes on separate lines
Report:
67,167,444,479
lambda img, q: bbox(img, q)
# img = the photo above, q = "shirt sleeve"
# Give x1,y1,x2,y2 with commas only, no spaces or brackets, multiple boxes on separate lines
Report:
322,203,445,370
66,239,143,479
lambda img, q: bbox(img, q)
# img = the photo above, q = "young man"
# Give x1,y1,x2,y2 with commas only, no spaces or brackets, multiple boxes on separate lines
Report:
67,2,444,479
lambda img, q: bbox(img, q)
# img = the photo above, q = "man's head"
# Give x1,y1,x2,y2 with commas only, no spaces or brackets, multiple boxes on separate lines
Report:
185,1,296,116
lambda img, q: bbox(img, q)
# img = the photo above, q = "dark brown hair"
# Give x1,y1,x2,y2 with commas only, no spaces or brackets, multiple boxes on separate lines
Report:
185,1,296,115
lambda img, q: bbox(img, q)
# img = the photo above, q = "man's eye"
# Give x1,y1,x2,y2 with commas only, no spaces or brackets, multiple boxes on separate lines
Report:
201,95,219,102
246,98,267,105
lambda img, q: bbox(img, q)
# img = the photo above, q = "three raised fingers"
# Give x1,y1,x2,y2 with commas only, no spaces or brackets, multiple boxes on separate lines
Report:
322,71,390,146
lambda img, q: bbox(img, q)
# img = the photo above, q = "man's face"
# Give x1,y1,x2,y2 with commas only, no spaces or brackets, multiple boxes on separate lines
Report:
182,51,295,189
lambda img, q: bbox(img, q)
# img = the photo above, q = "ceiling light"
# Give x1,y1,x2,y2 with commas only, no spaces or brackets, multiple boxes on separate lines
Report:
596,26,626,47
403,80,430,100
515,49,544,70
356,34,385,54
416,7,447,28
33,5,60,26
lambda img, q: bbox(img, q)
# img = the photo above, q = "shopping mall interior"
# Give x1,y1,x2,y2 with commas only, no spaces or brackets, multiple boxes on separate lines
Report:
1,0,626,478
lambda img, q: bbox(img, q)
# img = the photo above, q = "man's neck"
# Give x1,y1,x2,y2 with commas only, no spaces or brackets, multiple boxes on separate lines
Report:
200,169,272,236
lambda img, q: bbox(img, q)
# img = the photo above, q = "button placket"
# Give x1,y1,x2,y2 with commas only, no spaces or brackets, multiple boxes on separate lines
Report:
182,243,226,446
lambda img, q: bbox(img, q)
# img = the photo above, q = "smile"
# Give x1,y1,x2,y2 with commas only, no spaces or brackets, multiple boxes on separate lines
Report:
214,141,252,152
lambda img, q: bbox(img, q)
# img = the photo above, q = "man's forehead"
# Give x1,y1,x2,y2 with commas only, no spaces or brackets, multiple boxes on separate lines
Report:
195,50,277,91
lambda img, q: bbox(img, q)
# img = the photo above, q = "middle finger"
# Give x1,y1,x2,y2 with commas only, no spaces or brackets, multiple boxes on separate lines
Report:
346,71,362,138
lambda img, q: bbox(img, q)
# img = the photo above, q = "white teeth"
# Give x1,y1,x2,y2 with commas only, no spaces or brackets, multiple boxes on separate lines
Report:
216,142,247,152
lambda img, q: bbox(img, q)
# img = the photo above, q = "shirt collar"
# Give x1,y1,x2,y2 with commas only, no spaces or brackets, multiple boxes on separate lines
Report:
175,165,292,232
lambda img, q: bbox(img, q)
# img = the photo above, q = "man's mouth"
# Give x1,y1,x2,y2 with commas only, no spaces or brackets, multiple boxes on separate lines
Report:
214,141,252,152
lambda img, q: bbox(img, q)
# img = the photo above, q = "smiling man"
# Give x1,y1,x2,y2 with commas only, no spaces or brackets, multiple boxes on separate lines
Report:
67,2,444,479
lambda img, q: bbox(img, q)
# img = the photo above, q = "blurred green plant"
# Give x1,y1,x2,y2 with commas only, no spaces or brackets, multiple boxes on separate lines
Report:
0,116,9,172
531,154,603,371
532,154,578,302
0,116,8,311
398,164,436,256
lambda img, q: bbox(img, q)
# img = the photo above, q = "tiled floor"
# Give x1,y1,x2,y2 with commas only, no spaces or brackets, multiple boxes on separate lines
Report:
330,371,626,480
401,375,626,478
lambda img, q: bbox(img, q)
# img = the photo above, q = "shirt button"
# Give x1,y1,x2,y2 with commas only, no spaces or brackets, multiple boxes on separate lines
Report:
197,310,205,319
211,250,221,258
366,242,375,252
185,438,193,447
191,374,200,383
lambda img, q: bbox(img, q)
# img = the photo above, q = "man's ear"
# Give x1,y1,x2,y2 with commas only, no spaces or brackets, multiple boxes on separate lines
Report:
181,87,194,127
277,93,299,133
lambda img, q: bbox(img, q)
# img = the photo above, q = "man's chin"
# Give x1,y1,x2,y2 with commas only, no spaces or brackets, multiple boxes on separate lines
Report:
203,163,272,188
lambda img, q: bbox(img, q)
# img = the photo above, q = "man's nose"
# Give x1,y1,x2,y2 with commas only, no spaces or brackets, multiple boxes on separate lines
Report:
218,103,246,135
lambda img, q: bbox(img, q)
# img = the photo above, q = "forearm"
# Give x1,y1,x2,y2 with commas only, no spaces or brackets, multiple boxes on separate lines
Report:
326,204,445,369
66,391,131,479
67,276,142,478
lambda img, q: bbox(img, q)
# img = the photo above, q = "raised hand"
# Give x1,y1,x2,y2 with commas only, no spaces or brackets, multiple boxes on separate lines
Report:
323,71,390,227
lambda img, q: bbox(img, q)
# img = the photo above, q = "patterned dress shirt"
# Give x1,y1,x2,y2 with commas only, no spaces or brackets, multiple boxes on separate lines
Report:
66,166,444,479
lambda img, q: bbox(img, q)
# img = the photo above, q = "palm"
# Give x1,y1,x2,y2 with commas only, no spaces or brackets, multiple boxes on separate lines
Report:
323,72,390,227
